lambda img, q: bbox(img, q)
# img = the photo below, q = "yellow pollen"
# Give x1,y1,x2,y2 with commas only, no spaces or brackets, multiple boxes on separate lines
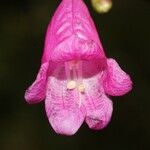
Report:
78,84,85,93
67,80,76,90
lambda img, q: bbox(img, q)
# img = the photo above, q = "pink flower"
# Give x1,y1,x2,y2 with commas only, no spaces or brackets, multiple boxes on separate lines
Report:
25,0,132,135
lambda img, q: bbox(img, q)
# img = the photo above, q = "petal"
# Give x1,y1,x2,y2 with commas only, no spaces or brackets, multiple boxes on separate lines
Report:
85,95,113,130
45,63,85,135
25,62,49,104
50,36,105,62
83,74,113,130
42,0,106,63
103,58,132,96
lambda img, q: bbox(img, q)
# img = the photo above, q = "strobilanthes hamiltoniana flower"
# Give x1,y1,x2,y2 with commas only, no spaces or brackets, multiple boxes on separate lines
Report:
25,0,132,136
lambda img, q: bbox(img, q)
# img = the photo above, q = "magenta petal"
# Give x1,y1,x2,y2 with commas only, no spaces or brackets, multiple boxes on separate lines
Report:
42,0,106,63
85,94,113,130
103,58,132,96
25,62,49,104
45,64,85,135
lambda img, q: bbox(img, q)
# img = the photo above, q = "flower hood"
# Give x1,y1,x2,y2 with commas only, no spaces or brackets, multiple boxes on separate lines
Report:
42,0,106,63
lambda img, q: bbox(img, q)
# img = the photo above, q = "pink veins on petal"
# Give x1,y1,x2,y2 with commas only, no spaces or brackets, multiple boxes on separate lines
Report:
25,0,132,136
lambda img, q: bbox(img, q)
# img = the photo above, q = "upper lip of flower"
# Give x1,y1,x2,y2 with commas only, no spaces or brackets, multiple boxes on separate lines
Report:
42,0,106,64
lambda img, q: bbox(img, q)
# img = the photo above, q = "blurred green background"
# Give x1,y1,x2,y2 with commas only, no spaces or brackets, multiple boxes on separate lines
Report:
0,0,150,149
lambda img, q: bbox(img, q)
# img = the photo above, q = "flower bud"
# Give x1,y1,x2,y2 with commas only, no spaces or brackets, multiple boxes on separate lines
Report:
91,0,112,14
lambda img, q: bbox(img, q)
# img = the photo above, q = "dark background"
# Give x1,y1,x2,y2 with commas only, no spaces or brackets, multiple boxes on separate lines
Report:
0,0,150,149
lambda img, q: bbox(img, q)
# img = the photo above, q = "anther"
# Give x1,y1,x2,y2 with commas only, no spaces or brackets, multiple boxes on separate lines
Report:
78,84,85,93
67,80,76,90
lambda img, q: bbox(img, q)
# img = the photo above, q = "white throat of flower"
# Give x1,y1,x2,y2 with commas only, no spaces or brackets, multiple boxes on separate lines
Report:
65,61,85,107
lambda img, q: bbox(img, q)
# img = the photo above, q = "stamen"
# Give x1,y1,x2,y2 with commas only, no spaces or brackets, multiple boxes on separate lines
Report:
65,61,77,90
65,62,71,81
76,61,85,93
78,84,85,93
78,94,82,108
65,60,86,107
67,80,76,90
76,61,83,84
76,61,85,107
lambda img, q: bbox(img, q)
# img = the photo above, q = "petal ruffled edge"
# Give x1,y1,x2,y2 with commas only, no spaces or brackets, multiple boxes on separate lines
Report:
24,62,49,104
103,58,132,96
